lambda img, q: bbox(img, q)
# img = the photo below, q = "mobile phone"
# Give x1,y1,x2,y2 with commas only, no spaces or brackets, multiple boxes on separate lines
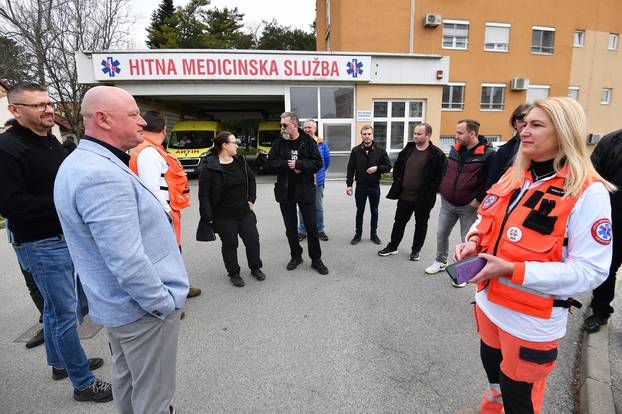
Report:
445,256,487,285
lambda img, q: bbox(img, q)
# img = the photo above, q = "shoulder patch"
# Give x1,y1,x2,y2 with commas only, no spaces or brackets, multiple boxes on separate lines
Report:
591,218,613,245
482,194,498,209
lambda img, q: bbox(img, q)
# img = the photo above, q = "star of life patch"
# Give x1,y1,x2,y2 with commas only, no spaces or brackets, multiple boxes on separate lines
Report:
482,195,498,210
591,218,612,245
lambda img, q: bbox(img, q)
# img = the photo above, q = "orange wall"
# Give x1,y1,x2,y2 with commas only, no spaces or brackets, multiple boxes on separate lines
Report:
317,0,622,140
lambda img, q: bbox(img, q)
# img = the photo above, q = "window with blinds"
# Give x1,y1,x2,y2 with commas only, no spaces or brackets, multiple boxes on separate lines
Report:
484,23,510,52
442,20,469,49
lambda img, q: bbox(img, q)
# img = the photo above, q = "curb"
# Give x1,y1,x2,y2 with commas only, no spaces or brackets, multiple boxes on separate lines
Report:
580,324,616,413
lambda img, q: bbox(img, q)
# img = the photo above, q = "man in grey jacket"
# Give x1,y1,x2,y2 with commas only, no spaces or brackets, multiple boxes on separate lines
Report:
55,86,189,414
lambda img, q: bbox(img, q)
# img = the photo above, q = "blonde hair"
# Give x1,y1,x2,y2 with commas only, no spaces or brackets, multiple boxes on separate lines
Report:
502,97,614,197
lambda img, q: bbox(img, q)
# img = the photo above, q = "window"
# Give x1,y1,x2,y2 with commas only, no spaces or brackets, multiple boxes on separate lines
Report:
526,84,550,103
442,83,465,110
480,84,505,111
608,33,619,50
601,88,612,104
439,136,455,153
290,87,318,119
568,86,580,101
320,87,354,118
484,136,500,144
442,20,469,49
485,23,510,51
573,30,585,47
289,86,355,152
532,27,555,54
372,100,426,151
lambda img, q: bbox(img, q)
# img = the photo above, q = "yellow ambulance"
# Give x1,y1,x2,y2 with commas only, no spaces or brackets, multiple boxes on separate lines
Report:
255,121,281,174
166,120,222,175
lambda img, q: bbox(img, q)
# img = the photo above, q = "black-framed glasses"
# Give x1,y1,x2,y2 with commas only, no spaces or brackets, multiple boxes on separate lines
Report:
280,123,290,128
12,102,56,112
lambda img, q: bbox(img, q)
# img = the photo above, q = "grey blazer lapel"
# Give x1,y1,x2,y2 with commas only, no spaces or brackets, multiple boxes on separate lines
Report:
78,140,168,210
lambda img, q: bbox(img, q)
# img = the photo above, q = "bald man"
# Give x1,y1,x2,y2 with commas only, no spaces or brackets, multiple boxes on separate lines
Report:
54,86,189,414
0,83,111,402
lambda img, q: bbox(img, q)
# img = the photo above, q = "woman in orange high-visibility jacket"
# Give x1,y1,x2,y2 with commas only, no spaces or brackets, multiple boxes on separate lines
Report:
455,97,615,414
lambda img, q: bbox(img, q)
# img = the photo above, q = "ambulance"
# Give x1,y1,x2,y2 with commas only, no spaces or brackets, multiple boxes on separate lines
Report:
166,120,222,175
255,120,281,174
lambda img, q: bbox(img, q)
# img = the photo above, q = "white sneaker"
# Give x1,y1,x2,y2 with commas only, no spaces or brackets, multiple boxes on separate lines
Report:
424,261,448,274
452,281,468,288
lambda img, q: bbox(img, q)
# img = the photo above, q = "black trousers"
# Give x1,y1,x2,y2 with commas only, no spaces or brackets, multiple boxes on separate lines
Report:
590,215,622,317
386,199,432,254
480,340,538,414
279,201,321,261
213,210,262,276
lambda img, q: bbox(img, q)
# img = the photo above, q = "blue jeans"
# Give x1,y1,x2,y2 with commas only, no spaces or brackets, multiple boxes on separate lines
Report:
298,184,325,234
13,235,95,390
355,184,381,236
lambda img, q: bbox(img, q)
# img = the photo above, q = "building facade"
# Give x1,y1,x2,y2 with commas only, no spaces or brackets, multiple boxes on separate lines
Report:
316,0,622,149
76,50,448,172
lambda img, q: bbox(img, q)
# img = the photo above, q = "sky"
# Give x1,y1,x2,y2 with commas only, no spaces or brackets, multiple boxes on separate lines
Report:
129,0,316,49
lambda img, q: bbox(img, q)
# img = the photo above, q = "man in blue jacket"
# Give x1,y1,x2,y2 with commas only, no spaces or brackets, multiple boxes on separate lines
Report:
55,86,189,414
298,120,331,241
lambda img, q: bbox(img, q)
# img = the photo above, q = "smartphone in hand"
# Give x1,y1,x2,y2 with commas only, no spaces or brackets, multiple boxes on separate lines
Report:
446,256,487,285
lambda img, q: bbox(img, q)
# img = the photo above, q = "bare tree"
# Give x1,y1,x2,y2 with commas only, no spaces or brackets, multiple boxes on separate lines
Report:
0,0,134,137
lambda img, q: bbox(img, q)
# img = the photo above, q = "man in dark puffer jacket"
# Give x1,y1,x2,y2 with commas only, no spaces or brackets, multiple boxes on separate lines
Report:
424,119,494,287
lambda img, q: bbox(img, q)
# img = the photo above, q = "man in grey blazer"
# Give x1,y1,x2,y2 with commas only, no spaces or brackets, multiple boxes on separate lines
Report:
54,86,190,414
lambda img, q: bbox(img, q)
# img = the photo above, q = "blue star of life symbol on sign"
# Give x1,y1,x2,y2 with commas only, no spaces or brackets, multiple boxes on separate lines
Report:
346,59,364,78
101,57,121,77
598,222,612,241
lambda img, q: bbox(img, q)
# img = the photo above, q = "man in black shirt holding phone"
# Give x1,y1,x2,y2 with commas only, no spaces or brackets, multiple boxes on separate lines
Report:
266,111,329,275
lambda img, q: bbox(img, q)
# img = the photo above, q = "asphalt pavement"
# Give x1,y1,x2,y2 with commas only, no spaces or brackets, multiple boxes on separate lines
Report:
0,179,586,413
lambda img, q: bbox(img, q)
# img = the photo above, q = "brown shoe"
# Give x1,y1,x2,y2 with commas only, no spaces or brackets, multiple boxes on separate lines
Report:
187,286,202,298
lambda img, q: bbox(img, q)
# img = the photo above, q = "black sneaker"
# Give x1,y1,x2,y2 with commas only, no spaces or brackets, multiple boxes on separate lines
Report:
251,269,266,281
25,328,44,349
287,257,303,270
73,377,113,402
230,274,245,287
378,247,398,257
370,234,382,245
350,234,362,245
311,260,329,275
409,251,420,261
53,358,104,381
298,234,306,241
584,313,609,334
318,232,329,241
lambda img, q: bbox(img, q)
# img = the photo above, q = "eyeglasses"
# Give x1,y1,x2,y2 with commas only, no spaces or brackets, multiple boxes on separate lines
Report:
515,113,527,121
226,139,240,145
12,102,56,112
280,123,290,129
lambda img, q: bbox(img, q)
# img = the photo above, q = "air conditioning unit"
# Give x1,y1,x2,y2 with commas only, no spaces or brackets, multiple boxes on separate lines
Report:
587,133,603,145
511,78,529,91
424,14,441,27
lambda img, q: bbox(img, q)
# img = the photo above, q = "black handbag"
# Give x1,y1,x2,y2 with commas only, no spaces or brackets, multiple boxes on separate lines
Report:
196,219,216,242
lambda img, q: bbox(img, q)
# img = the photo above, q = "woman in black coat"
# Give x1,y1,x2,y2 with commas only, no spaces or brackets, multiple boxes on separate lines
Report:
197,131,264,287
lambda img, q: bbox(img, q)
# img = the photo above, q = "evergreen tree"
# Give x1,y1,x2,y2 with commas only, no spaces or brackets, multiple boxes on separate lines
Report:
146,0,177,48
258,20,315,51
0,36,34,86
